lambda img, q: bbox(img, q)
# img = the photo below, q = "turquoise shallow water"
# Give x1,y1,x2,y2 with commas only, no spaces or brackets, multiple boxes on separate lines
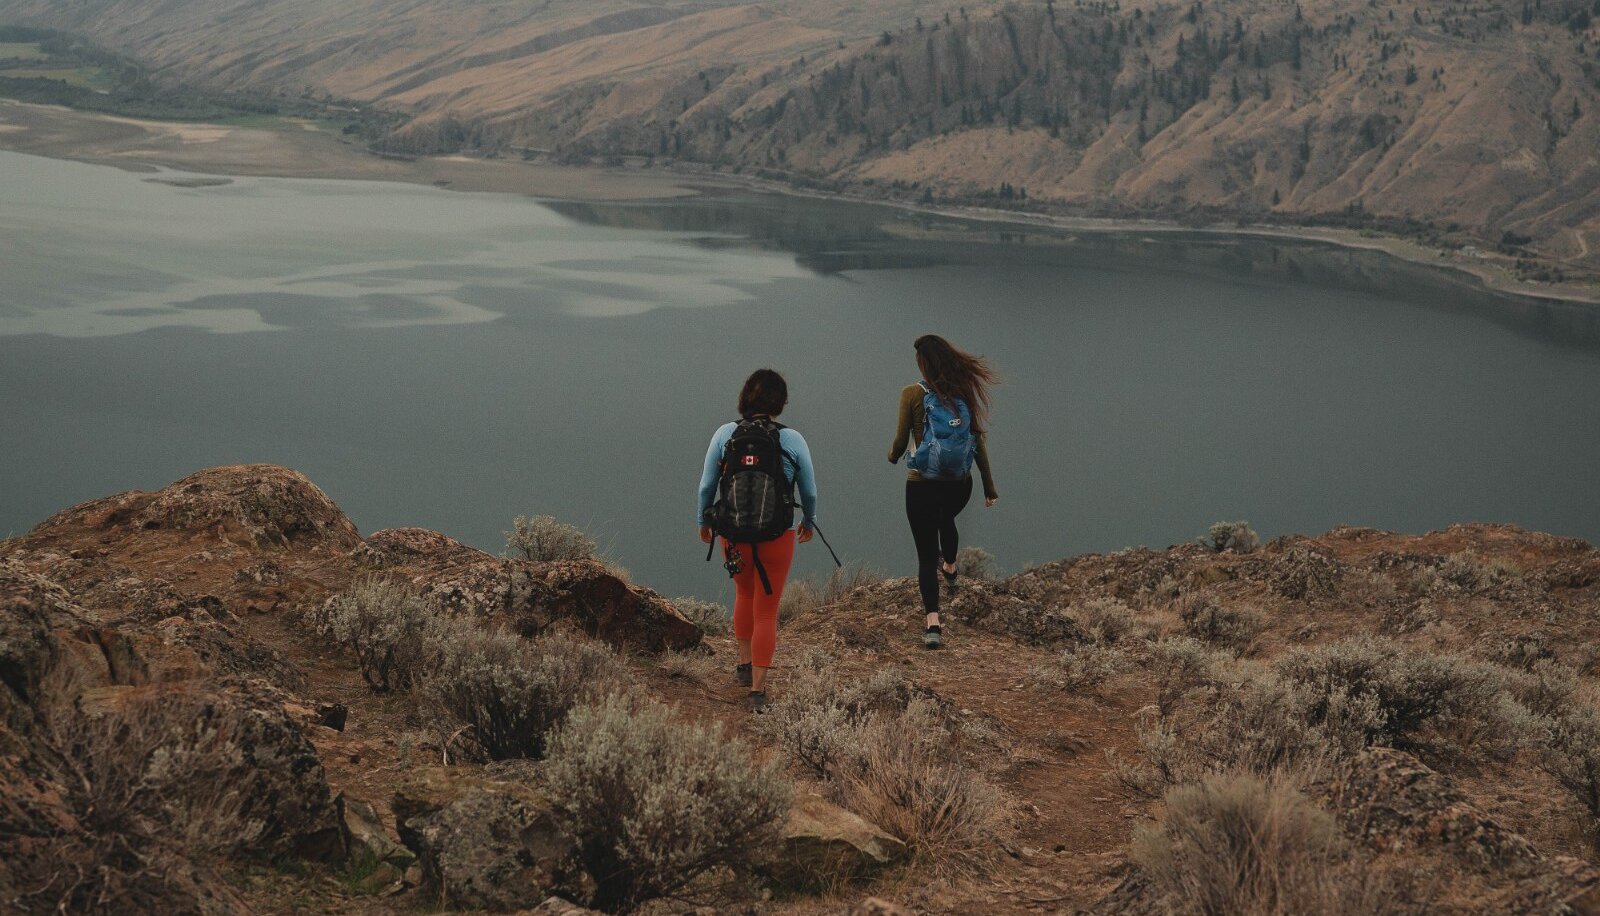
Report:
2,150,1597,601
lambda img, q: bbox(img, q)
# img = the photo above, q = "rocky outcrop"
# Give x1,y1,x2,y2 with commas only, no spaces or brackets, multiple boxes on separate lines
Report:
357,527,701,652
1331,747,1541,875
767,793,906,890
393,767,587,912
30,464,361,551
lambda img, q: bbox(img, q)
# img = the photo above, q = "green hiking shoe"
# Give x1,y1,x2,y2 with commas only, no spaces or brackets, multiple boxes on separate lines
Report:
923,626,944,649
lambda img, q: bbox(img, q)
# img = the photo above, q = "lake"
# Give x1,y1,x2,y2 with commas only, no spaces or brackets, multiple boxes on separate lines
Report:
2,150,1597,603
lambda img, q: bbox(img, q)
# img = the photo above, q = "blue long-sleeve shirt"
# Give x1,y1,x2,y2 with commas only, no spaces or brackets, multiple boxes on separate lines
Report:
698,422,817,528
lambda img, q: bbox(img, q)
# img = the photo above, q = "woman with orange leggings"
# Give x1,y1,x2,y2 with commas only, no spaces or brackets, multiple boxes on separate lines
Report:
698,369,818,712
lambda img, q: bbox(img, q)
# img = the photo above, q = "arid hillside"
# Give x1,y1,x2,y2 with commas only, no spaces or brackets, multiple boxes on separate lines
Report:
1,0,1598,266
4,465,1600,914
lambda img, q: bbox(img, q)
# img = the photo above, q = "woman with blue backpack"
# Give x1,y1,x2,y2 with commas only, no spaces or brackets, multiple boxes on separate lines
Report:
889,335,999,649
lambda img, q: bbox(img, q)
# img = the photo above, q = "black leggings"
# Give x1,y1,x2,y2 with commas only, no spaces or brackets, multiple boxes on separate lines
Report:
905,476,973,616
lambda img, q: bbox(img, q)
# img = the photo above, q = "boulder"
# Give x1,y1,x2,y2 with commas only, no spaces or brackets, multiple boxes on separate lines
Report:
394,767,586,912
767,792,906,890
850,898,915,916
515,898,604,916
1330,747,1541,875
340,795,414,893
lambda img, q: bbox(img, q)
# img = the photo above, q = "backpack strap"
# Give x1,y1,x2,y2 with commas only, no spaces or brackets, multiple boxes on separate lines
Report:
750,541,773,595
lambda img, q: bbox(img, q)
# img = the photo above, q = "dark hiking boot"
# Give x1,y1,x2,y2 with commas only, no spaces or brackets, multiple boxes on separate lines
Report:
923,626,944,650
735,663,752,688
942,564,959,595
746,691,768,713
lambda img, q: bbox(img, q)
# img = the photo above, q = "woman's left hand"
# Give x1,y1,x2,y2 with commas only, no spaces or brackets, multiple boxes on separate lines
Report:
985,496,998,508
797,526,815,544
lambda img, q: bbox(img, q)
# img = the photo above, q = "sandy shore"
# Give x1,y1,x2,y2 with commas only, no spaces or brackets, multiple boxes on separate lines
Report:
2,98,1596,306
0,99,717,200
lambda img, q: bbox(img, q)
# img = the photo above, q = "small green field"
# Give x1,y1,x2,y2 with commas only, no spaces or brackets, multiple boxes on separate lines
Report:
0,66,114,91
0,41,47,61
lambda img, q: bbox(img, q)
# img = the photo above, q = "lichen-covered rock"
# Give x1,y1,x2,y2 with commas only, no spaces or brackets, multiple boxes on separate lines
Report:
1505,854,1600,915
30,464,360,551
354,527,491,568
767,793,906,890
393,767,584,912
1331,747,1541,875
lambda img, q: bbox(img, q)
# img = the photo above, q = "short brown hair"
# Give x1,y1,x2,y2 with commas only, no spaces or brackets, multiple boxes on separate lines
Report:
738,369,788,417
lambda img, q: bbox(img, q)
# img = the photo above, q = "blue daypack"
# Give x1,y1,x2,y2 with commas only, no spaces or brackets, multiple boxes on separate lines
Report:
907,381,976,480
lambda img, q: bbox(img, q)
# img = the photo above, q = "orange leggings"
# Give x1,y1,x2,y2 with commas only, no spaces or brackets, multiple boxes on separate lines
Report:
728,530,796,668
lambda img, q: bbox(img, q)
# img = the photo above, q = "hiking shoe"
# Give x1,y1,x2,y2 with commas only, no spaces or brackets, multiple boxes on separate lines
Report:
735,663,752,688
942,569,959,595
746,691,768,713
923,626,944,650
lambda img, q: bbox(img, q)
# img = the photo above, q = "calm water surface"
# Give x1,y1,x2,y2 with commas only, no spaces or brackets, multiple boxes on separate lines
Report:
2,150,1597,601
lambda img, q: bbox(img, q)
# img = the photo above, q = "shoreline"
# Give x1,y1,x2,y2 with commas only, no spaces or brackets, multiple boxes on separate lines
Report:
2,98,1597,307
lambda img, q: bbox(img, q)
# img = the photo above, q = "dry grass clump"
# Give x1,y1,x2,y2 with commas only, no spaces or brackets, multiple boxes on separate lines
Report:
311,577,449,691
833,696,1008,869
756,658,1006,867
544,692,790,913
778,563,881,623
1204,520,1260,554
1132,773,1407,915
954,545,996,580
420,626,624,760
1407,552,1523,598
1178,595,1266,653
504,514,598,562
33,690,268,914
672,595,730,637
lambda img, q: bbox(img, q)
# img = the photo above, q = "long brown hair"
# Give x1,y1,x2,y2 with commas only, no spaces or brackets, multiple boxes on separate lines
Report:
738,368,788,417
914,334,997,432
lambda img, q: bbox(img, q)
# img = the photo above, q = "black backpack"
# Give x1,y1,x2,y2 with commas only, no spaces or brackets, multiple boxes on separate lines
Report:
705,419,795,593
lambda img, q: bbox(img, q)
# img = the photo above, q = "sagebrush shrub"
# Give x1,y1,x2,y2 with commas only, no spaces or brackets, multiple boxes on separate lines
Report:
1268,545,1342,600
1205,521,1259,554
544,693,790,912
672,595,730,637
313,577,447,691
421,626,623,759
1179,596,1266,652
1537,703,1600,844
504,514,597,562
1150,637,1222,716
1131,774,1397,915
954,545,995,580
1273,637,1521,760
1032,642,1132,693
1075,596,1136,644
38,690,268,914
755,656,905,778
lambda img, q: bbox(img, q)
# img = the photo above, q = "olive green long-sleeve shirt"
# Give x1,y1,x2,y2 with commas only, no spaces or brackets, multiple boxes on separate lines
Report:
888,383,997,500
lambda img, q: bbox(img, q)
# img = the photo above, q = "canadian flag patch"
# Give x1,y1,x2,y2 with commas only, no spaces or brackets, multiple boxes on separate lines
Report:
742,456,760,466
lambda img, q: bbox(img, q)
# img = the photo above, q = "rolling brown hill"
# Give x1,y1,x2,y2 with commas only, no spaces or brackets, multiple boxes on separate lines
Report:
2,0,1598,265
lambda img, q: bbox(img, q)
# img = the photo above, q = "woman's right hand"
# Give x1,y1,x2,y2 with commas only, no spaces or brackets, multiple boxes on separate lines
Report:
699,526,714,544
